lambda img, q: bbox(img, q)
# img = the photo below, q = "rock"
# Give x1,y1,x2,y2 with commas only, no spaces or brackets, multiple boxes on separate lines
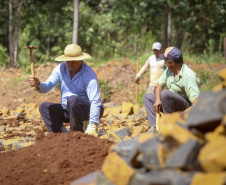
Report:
160,113,202,144
110,137,138,164
108,127,129,141
96,171,116,185
191,172,226,185
186,90,225,132
166,139,203,170
121,102,134,116
131,126,144,138
138,135,165,169
0,126,5,132
130,170,195,185
102,152,135,185
103,102,118,108
198,135,226,172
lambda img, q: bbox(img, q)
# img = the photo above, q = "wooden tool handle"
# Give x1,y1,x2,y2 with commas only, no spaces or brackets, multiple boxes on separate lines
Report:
30,49,35,77
136,57,139,104
156,112,160,131
30,49,35,90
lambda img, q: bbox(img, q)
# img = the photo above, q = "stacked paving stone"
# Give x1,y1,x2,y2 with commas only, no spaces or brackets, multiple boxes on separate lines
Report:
0,103,46,152
0,102,149,152
72,68,226,185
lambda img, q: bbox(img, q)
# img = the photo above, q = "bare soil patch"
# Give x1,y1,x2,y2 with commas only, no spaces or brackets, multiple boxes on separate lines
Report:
0,132,113,185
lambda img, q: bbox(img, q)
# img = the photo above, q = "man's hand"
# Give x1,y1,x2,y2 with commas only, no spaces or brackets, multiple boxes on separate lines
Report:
134,77,140,83
154,99,162,113
29,76,40,90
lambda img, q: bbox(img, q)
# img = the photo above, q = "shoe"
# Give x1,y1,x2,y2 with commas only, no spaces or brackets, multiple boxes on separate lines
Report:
85,123,98,136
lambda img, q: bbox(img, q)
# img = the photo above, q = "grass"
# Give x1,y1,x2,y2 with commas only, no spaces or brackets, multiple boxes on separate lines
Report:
183,51,225,64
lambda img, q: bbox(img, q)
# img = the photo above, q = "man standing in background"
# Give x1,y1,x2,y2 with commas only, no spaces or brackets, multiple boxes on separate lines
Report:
135,42,166,94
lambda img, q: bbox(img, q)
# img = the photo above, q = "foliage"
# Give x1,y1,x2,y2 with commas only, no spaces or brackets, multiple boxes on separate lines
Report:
0,0,225,67
0,46,9,66
183,51,225,64
197,70,221,91
98,79,113,102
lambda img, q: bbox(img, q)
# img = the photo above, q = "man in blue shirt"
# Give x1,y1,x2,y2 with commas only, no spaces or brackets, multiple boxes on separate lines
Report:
29,44,104,136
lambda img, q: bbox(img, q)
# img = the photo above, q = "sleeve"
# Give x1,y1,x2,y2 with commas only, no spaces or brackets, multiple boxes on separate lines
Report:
86,77,102,124
158,69,168,87
136,57,150,78
185,76,200,103
38,65,60,93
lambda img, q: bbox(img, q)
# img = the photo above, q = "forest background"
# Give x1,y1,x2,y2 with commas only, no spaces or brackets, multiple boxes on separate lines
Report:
0,0,226,99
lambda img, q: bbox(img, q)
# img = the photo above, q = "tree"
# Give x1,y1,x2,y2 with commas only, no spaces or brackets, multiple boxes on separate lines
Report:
8,0,14,67
72,0,79,44
8,0,25,67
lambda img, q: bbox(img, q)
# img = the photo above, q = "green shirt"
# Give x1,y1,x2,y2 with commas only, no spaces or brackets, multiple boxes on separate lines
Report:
158,63,200,103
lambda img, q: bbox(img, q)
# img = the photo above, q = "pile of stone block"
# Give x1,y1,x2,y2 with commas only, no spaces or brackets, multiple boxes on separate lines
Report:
0,101,149,151
72,68,226,185
0,103,45,152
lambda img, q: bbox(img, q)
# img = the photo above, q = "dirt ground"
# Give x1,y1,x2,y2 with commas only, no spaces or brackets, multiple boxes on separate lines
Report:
0,132,113,185
0,58,225,184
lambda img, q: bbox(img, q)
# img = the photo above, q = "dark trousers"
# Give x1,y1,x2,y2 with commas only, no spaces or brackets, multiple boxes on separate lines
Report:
143,89,191,127
39,96,104,133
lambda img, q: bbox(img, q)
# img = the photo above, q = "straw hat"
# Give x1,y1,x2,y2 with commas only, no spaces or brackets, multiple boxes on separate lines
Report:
55,44,92,61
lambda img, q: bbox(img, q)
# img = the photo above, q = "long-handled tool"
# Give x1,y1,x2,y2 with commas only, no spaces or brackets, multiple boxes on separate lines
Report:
0,113,26,121
136,57,139,104
156,112,160,131
24,45,37,89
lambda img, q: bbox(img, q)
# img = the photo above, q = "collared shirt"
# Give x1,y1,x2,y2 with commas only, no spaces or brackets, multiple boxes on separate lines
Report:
158,63,200,103
136,55,165,86
38,62,104,124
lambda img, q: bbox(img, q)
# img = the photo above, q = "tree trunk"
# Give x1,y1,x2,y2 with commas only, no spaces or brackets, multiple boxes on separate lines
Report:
167,4,172,47
14,0,25,63
9,0,14,67
163,6,168,49
72,0,79,44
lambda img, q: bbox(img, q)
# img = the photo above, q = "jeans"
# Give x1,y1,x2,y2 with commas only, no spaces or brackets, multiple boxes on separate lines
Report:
143,89,191,127
39,96,104,133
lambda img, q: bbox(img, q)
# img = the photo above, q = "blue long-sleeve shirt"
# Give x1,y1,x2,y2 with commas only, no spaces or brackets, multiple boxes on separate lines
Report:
38,61,104,124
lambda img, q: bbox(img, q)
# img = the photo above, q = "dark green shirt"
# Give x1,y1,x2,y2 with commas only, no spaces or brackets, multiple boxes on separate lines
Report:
158,63,200,103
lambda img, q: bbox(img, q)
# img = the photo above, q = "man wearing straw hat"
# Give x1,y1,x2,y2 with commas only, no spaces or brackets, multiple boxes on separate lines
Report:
29,44,104,136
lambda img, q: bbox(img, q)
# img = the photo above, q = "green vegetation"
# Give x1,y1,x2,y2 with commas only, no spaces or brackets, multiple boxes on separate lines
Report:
0,0,225,97
197,70,221,91
98,79,113,102
183,51,225,64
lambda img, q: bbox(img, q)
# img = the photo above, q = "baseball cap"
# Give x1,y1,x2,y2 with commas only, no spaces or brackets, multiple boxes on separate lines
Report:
160,46,183,61
152,42,162,50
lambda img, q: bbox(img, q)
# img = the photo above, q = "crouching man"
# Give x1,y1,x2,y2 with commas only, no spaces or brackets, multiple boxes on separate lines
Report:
143,46,200,127
29,44,104,136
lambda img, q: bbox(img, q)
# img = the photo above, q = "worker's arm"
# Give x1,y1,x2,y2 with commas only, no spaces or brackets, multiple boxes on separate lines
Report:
135,57,150,83
37,65,60,93
86,77,102,125
153,83,164,113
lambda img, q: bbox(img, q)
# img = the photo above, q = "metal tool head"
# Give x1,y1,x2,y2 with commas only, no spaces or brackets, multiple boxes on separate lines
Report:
24,45,37,50
16,112,27,120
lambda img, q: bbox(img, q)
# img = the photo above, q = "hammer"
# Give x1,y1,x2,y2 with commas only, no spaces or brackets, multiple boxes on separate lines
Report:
0,113,26,121
24,45,37,89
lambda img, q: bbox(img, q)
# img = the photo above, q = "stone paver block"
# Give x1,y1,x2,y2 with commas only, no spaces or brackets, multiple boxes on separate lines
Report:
166,139,203,170
111,137,138,164
187,90,225,132
191,172,226,185
198,135,226,172
102,152,135,185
